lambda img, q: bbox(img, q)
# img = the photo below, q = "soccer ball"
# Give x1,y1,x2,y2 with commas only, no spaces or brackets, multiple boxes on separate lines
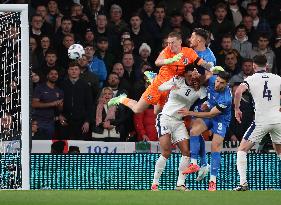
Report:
68,44,85,60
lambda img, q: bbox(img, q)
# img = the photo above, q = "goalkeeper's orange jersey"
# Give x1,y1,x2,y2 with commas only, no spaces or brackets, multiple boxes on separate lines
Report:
142,47,203,106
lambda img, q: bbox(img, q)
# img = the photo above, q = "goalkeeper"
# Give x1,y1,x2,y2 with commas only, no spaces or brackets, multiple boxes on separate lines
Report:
108,32,223,113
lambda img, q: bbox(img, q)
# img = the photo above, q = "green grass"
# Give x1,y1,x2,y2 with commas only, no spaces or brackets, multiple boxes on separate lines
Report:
0,190,281,205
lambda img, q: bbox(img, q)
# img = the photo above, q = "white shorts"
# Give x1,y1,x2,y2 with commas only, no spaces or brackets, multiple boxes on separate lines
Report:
243,122,281,144
155,114,189,144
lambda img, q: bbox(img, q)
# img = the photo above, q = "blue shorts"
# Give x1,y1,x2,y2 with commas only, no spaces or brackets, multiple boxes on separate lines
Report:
203,118,229,138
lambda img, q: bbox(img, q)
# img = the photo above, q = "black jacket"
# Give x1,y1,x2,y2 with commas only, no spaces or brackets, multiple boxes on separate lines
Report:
61,78,93,123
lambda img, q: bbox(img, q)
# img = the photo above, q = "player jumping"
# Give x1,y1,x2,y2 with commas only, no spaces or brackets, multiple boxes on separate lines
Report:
108,31,218,113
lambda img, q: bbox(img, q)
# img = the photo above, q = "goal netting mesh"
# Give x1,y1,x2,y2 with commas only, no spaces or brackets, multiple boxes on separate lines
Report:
0,11,26,190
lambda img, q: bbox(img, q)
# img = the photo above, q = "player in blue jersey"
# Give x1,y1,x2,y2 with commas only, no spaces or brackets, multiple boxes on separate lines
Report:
178,71,232,191
187,28,217,180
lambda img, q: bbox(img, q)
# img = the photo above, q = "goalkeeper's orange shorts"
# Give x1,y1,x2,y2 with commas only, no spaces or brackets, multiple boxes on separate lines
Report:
141,83,169,107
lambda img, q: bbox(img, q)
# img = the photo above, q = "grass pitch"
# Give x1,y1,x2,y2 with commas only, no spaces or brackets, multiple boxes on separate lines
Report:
0,190,281,205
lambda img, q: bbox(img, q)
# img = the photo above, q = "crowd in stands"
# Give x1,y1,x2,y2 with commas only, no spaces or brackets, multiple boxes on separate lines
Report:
3,0,281,144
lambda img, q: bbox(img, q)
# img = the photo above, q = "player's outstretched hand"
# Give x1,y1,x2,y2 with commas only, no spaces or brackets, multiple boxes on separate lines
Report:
235,109,243,124
164,52,183,64
178,108,191,117
210,66,224,73
172,52,183,61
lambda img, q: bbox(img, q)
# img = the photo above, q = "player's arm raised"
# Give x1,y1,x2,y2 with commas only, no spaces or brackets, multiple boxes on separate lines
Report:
234,83,248,123
158,77,178,91
155,52,183,66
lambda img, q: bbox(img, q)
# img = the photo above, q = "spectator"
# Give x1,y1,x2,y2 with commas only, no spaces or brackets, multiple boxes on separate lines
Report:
122,53,140,84
224,50,240,76
250,33,276,73
32,119,49,140
215,34,239,66
53,16,75,51
232,25,252,59
59,61,93,140
246,2,272,36
138,0,155,32
229,58,254,85
31,70,41,89
181,0,196,29
35,4,54,37
258,0,281,28
147,3,169,55
70,3,89,35
168,9,191,42
82,27,95,47
85,0,105,23
273,22,281,75
51,140,66,153
84,44,107,87
226,0,246,26
107,4,129,36
36,35,52,65
94,13,119,52
92,87,131,141
94,13,108,40
129,13,153,56
41,49,65,83
197,12,215,47
96,36,116,73
77,54,100,102
138,43,153,67
106,72,127,97
112,62,131,93
241,14,258,45
45,0,63,32
211,2,235,43
32,68,63,138
58,33,75,70
0,113,20,141
30,14,44,44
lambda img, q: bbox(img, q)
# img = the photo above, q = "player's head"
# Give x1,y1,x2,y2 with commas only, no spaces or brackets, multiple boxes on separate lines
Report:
252,54,267,72
189,28,209,48
215,71,231,91
167,32,182,53
184,69,201,90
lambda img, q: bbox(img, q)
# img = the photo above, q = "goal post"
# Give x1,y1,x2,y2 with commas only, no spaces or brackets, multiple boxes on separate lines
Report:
0,4,29,190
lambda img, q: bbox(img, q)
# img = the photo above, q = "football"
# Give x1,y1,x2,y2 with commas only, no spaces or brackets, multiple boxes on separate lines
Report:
68,44,85,60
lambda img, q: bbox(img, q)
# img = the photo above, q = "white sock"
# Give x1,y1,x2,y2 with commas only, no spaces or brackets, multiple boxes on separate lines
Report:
177,156,190,186
210,175,216,183
153,155,167,185
191,158,197,165
237,151,248,185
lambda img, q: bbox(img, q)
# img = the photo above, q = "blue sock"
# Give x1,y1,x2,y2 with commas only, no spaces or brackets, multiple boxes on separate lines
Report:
190,136,200,163
199,135,207,166
211,152,221,176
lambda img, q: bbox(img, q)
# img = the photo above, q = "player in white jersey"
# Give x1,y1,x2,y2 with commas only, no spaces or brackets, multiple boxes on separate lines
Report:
233,55,281,191
151,69,207,191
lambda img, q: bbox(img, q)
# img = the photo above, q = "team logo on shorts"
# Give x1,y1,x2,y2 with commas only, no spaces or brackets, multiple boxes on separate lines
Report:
183,58,189,65
147,95,153,100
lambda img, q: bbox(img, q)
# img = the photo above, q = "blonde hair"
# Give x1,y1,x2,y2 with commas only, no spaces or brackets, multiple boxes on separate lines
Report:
99,87,113,100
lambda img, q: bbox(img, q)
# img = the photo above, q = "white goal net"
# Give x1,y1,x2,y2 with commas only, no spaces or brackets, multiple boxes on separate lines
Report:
0,5,29,190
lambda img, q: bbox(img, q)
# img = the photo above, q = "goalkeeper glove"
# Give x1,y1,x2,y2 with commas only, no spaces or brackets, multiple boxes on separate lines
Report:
163,53,183,65
210,66,224,73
